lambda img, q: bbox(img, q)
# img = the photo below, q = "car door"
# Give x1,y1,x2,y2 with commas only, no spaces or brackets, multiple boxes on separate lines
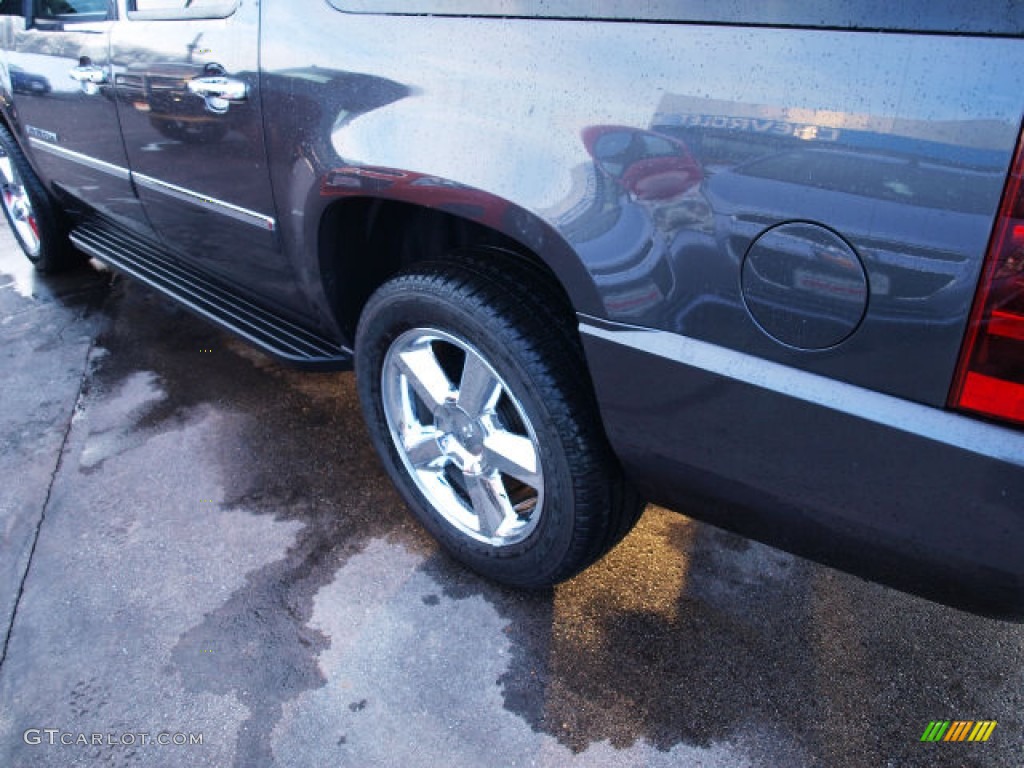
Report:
111,0,294,311
5,0,150,233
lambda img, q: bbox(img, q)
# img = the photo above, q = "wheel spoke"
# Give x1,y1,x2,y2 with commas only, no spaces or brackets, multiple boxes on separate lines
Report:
464,471,514,538
457,352,501,418
405,428,445,468
383,360,413,426
483,429,541,488
394,343,454,411
0,148,39,256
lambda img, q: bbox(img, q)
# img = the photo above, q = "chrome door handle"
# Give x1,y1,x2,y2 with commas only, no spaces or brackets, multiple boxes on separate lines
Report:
69,65,107,94
187,76,247,114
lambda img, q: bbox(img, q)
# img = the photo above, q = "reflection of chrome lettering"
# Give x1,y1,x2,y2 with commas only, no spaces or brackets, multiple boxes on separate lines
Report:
671,114,842,141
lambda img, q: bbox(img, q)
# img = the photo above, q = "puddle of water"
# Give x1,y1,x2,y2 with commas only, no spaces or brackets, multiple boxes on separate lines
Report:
79,371,167,470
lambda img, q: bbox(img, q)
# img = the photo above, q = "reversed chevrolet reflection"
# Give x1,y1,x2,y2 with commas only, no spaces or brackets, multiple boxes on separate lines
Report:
0,1,1021,618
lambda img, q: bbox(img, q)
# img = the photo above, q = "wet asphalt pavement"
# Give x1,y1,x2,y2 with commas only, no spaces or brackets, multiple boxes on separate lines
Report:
0,224,1022,768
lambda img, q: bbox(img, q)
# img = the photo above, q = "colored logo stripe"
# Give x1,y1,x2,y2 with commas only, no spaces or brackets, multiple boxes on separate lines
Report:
945,721,973,741
921,720,996,742
969,721,998,742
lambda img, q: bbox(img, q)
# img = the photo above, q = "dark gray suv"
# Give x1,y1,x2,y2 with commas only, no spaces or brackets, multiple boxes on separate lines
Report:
0,1,1021,618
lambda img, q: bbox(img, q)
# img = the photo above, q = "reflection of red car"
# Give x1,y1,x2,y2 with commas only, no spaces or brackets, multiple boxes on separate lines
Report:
582,125,702,201
322,166,511,229
115,63,240,144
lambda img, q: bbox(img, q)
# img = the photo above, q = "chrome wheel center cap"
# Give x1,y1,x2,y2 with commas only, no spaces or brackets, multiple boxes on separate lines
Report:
435,403,485,470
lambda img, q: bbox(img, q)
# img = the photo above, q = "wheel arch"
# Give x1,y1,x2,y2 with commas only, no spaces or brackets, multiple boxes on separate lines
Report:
316,188,600,345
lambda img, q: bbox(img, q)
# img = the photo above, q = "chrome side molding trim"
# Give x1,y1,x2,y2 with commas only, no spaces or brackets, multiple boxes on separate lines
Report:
579,319,1024,466
132,173,276,232
28,138,130,180
26,141,276,231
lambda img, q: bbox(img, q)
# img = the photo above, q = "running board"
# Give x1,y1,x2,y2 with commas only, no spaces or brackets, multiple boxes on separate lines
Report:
70,218,352,370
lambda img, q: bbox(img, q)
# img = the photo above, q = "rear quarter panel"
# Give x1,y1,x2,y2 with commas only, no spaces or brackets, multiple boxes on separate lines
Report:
263,5,1024,405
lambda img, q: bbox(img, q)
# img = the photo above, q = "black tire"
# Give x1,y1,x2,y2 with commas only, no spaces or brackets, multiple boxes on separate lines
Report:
0,123,79,272
355,254,644,587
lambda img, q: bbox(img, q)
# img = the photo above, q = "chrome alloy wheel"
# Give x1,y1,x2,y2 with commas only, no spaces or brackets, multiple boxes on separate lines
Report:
0,148,40,257
382,328,544,547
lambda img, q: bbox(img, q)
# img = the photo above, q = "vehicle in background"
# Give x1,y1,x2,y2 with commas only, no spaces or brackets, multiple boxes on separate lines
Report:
8,64,49,95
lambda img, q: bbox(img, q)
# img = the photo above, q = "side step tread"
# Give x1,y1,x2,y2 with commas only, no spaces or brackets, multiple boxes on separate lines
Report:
70,218,352,369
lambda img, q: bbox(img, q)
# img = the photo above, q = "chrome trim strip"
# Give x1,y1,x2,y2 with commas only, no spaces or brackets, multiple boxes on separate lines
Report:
579,320,1024,467
132,173,276,232
28,138,130,180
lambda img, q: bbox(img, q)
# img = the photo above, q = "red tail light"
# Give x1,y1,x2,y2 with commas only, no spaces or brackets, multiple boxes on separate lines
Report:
950,132,1024,426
